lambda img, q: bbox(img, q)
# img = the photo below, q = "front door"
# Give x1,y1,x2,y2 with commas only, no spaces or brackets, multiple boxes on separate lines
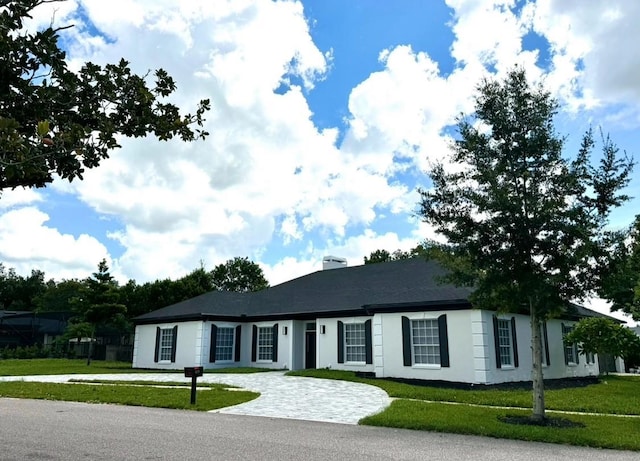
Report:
305,331,316,369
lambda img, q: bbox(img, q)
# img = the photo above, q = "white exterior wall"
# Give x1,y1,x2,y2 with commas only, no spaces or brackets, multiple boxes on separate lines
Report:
132,321,204,370
540,319,598,380
377,310,476,382
317,316,375,373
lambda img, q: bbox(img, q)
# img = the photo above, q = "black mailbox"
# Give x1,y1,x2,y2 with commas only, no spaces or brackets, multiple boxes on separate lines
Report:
184,366,203,378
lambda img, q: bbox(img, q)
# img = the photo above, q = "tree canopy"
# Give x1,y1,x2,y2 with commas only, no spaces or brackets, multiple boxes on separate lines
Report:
211,257,269,293
364,245,428,265
0,0,210,190
564,317,640,363
599,216,640,320
418,68,633,421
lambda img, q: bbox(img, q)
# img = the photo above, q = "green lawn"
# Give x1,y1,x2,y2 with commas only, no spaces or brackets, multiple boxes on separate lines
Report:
288,369,640,415
0,359,277,376
0,380,257,411
362,400,640,451
0,359,140,376
288,369,640,451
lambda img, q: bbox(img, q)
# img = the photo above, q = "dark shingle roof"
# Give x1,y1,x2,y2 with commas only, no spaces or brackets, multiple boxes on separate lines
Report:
134,258,474,324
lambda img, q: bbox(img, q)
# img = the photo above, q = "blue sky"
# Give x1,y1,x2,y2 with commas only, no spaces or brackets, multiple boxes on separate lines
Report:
1,0,639,323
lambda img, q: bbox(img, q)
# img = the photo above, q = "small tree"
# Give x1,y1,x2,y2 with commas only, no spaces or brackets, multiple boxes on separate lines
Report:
564,317,640,368
418,68,633,422
1,0,210,190
68,259,126,365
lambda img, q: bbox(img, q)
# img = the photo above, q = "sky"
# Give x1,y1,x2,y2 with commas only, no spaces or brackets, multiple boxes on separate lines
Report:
2,0,639,324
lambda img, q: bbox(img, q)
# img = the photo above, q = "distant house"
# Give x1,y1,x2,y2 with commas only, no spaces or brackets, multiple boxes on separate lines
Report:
132,258,606,384
0,310,133,361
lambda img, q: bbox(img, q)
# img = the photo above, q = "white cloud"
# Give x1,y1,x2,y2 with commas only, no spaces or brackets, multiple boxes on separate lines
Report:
4,0,640,292
0,188,42,210
0,207,109,280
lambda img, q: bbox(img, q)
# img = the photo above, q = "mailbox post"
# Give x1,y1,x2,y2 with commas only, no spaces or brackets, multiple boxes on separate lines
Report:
184,366,204,405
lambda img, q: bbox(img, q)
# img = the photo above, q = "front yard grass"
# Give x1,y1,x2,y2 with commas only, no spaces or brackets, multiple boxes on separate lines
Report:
361,400,640,451
0,359,140,376
0,359,277,376
288,369,640,451
0,380,258,411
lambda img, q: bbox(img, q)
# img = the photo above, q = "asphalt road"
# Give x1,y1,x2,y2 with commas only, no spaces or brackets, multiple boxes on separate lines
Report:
0,398,636,461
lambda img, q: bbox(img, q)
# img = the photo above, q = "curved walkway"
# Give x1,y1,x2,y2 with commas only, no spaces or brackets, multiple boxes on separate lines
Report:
0,371,391,425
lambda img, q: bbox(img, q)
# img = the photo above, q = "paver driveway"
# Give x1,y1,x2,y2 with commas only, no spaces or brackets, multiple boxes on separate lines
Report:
0,371,391,424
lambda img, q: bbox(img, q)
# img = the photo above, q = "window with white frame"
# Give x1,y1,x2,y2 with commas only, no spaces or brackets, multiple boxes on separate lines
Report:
411,319,441,365
344,323,366,362
215,327,234,361
159,328,174,361
562,324,578,365
257,326,273,361
497,319,513,367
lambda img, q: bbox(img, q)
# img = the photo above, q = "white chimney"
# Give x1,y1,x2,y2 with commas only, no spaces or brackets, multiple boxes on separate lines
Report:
323,256,347,270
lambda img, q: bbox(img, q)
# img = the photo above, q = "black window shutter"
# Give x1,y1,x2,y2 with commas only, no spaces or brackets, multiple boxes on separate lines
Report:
438,314,450,368
234,325,242,362
574,341,580,364
401,316,411,367
251,325,257,362
493,316,501,369
272,323,279,362
154,327,160,363
511,317,519,368
562,323,569,365
209,324,218,363
365,319,373,365
542,322,550,366
170,326,178,363
337,321,344,364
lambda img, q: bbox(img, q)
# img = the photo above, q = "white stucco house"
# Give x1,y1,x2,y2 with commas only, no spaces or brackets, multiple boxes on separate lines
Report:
132,258,605,384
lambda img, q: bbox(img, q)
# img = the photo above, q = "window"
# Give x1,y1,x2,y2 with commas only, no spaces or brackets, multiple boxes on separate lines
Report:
562,324,579,365
344,323,366,362
154,326,177,363
257,326,273,361
401,315,450,368
215,327,234,362
497,319,513,366
411,319,440,365
337,320,372,364
493,316,519,369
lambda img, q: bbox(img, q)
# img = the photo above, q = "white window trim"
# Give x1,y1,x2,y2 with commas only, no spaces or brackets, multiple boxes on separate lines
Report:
497,318,514,370
562,324,579,366
257,326,273,362
158,327,174,363
410,317,441,369
215,326,235,363
344,322,367,364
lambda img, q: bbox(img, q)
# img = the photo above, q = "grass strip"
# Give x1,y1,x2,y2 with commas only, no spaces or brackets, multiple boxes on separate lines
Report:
360,400,640,451
0,381,257,411
287,369,640,415
68,379,239,389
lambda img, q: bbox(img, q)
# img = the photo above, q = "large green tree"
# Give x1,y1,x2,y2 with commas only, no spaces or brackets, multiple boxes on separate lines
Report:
211,257,269,293
599,216,640,320
0,0,210,190
418,68,633,422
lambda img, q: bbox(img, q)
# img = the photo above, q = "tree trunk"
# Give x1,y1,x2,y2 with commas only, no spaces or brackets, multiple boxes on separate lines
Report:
530,303,545,421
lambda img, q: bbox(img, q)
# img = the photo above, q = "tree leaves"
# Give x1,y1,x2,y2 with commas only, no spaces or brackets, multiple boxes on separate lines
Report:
0,0,210,190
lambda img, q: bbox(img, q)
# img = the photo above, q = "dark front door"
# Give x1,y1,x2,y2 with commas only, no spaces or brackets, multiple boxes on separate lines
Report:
305,331,316,369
